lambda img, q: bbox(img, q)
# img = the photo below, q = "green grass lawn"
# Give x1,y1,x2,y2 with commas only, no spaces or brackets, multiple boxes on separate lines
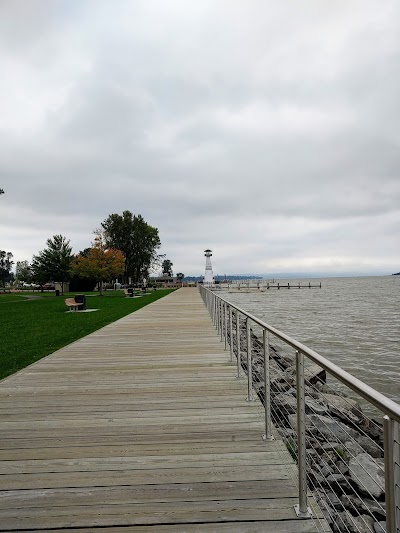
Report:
0,294,31,303
0,289,173,381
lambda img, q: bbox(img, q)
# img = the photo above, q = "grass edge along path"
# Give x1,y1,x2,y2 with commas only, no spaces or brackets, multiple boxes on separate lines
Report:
0,289,174,382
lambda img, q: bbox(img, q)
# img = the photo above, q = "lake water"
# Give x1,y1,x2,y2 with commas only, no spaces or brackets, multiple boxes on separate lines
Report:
221,276,400,406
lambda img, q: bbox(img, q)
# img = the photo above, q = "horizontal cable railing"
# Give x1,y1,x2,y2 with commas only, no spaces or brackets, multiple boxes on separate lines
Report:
199,284,400,533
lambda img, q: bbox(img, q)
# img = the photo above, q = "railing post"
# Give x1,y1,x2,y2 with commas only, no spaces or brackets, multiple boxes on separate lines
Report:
224,302,227,350
229,306,233,362
236,310,241,378
217,299,220,334
383,416,399,533
396,422,400,532
246,318,254,401
295,350,312,518
262,329,274,441
219,300,223,341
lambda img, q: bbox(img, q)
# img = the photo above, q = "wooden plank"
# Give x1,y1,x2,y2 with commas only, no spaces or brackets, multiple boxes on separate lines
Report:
0,440,279,460
0,288,327,532
0,479,298,508
0,429,269,450
0,497,323,530
45,522,329,533
0,464,297,491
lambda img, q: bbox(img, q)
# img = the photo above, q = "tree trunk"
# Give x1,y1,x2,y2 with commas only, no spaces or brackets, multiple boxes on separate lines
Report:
99,280,103,296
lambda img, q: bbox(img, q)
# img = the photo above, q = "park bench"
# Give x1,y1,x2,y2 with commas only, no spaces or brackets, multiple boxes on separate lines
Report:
124,288,141,297
64,294,86,311
65,297,79,311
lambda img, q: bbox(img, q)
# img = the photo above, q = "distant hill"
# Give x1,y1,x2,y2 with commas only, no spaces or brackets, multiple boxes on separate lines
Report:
393,272,400,276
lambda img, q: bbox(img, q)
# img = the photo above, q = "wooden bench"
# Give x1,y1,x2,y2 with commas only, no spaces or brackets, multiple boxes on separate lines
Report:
64,298,79,311
124,288,141,297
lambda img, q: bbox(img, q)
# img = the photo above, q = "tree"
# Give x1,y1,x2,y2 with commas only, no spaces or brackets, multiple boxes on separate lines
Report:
0,251,14,287
176,272,184,282
31,235,72,295
162,259,173,277
101,211,161,283
70,233,124,296
15,260,32,285
0,188,4,195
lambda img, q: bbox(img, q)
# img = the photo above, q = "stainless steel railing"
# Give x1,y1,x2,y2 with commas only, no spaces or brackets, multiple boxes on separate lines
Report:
199,284,400,533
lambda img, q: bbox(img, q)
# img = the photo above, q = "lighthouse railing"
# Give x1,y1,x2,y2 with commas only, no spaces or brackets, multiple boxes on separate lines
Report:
199,284,400,533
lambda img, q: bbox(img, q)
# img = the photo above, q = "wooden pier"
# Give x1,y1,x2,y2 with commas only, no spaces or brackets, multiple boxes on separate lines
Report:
221,281,322,292
0,288,328,532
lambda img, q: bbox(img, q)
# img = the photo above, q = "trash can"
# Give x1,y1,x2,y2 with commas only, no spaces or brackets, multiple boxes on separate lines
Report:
75,294,86,310
127,288,134,297
55,290,60,297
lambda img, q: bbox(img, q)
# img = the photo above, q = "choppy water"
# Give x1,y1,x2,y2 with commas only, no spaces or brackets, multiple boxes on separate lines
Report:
222,276,400,406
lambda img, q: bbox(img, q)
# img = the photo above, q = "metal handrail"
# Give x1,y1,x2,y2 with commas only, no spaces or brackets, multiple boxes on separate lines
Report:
202,286,400,423
199,284,400,532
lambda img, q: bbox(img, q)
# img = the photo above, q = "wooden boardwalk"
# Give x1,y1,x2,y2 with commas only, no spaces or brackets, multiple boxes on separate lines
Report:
0,288,327,532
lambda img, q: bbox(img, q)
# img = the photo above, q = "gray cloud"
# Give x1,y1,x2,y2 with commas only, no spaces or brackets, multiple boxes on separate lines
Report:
0,1,399,276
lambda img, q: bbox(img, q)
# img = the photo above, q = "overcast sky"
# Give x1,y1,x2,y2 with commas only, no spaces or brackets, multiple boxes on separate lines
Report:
0,0,399,277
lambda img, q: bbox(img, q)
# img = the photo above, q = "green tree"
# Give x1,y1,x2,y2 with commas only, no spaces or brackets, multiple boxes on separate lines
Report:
31,235,72,295
176,272,184,282
101,211,161,283
0,188,4,195
162,259,173,277
15,260,32,285
0,251,14,287
70,233,124,296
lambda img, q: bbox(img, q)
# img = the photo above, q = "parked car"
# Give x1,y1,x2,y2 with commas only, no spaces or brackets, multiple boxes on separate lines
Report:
22,283,40,288
42,283,55,290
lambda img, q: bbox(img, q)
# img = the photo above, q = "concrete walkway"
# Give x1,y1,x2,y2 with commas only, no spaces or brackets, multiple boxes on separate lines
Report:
0,288,328,531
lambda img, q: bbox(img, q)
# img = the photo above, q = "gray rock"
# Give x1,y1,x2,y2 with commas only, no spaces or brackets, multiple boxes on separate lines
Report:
337,460,349,475
316,497,335,524
348,453,385,498
326,473,349,491
274,352,295,369
273,393,298,414
310,471,326,488
306,396,329,415
321,442,342,451
278,428,296,439
271,380,293,393
308,414,358,441
341,494,385,518
286,361,326,384
326,491,342,509
373,522,386,533
306,448,320,462
314,381,331,394
333,511,374,533
353,515,375,532
323,393,361,414
319,464,335,477
321,393,363,426
345,439,365,458
356,435,382,458
361,419,383,442
270,360,292,392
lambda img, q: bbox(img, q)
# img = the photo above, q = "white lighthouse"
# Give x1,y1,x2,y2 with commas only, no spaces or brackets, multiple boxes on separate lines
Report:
203,249,215,287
